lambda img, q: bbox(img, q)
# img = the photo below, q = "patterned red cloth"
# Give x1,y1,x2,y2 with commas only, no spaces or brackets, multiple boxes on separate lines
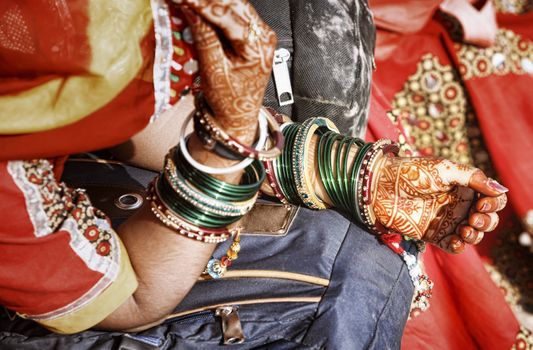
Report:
369,3,533,349
0,1,198,333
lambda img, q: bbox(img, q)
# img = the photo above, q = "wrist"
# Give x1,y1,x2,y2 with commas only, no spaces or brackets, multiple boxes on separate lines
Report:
214,112,259,146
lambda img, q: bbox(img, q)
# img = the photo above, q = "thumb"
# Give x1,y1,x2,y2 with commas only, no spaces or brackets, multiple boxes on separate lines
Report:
468,171,509,197
438,159,508,197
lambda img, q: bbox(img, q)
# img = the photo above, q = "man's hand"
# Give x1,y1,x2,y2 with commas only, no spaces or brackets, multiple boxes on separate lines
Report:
181,0,277,144
371,157,508,253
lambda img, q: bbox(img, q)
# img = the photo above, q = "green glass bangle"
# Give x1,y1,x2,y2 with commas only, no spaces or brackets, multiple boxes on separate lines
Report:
335,135,353,211
173,145,265,202
276,123,301,204
316,131,333,206
164,155,256,217
318,131,343,208
175,145,262,198
342,138,362,213
157,175,243,228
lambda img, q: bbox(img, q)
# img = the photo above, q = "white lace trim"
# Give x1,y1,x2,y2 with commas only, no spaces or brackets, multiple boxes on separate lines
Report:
7,161,52,237
150,0,173,123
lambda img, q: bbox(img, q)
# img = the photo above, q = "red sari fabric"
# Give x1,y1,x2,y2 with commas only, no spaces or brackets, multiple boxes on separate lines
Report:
0,2,199,333
368,5,533,349
368,74,524,350
455,13,533,224
0,1,198,161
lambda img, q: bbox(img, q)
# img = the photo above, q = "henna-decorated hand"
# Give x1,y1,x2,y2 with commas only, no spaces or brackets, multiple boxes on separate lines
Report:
180,0,277,144
371,157,509,253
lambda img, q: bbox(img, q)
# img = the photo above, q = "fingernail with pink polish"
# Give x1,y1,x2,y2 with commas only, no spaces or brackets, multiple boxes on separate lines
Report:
487,179,509,193
480,202,490,212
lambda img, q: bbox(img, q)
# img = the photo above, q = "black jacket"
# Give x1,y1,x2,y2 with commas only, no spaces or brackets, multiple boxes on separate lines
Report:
253,0,376,137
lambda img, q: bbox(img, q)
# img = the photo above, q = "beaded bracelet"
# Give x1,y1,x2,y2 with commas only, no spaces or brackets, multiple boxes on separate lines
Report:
292,117,339,210
195,96,284,161
205,230,242,279
262,122,294,204
148,180,234,243
264,158,289,204
194,115,256,161
349,142,374,225
179,111,268,175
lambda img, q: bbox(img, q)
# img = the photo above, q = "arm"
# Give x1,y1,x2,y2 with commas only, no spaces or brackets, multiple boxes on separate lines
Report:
97,0,276,332
266,123,507,254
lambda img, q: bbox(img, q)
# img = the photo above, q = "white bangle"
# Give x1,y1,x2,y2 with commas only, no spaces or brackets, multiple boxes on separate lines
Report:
179,109,268,174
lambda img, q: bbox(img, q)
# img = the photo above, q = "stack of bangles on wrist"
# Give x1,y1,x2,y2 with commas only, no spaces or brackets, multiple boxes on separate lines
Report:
269,116,399,232
148,94,282,278
267,117,432,309
194,94,284,163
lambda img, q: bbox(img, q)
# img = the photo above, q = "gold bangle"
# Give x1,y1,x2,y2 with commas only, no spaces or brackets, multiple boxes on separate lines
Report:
293,117,339,210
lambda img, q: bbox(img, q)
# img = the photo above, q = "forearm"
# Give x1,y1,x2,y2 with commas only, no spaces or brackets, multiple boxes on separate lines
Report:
96,205,216,331
110,96,195,171
98,104,256,331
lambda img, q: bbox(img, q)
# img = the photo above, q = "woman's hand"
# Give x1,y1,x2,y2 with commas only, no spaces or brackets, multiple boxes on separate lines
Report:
180,0,277,144
371,157,508,253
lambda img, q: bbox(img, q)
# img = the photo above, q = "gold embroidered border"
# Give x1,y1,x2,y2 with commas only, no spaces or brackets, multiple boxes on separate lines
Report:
456,29,533,80
511,326,533,350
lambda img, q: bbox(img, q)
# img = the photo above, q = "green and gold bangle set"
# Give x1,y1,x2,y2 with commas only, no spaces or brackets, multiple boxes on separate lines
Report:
148,95,398,278
270,117,399,231
148,144,266,278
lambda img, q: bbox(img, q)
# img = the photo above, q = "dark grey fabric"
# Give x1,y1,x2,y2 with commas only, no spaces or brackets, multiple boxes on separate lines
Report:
253,0,375,137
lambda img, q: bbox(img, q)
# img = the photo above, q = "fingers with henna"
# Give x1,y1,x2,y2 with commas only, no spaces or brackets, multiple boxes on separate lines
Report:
476,194,507,213
467,171,509,197
448,235,466,254
469,212,500,232
180,0,276,62
458,225,484,244
438,160,509,197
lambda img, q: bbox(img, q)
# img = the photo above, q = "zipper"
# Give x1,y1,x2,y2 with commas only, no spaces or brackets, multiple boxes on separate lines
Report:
165,310,214,325
272,48,294,106
215,306,245,345
165,296,321,345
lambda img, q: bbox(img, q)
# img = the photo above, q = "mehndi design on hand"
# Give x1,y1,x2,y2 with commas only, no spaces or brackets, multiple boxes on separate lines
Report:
371,157,508,253
180,0,277,144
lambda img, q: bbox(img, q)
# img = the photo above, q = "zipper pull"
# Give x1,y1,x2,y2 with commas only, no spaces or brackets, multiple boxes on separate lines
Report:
272,48,294,107
215,306,245,345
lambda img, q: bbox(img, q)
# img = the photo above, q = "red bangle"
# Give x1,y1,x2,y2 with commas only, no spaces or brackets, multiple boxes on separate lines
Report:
264,159,289,204
195,96,284,161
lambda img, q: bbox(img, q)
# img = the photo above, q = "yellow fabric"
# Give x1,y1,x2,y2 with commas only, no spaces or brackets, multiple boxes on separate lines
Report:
0,0,152,134
35,239,138,334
